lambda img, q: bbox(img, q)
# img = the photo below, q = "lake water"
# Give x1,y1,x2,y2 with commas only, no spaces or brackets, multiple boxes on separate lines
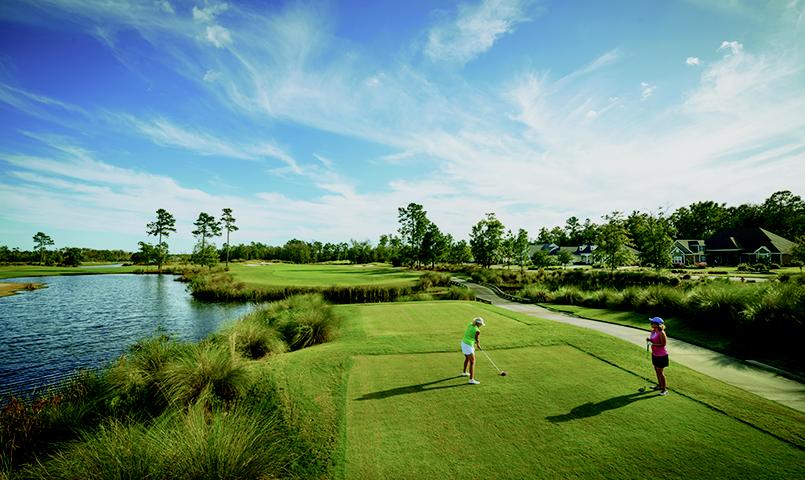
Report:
0,274,253,397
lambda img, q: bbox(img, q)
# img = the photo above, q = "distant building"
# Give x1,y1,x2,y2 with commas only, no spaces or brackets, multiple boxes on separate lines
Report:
671,239,706,266
705,228,794,266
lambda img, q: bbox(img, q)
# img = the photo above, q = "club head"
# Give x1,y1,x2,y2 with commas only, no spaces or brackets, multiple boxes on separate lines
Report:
499,371,508,376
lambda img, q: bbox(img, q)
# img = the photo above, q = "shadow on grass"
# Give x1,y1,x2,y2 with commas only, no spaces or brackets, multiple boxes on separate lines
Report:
546,391,658,423
356,376,467,401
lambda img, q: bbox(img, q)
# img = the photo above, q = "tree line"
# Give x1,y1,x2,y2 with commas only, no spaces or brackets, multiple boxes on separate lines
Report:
5,190,803,271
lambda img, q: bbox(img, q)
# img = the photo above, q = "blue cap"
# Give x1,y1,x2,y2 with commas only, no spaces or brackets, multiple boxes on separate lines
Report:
649,317,664,324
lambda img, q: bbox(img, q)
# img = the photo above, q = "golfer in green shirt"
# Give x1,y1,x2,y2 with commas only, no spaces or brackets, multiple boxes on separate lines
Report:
460,317,485,384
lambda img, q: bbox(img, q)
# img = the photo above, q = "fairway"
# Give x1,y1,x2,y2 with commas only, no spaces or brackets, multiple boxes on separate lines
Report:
277,301,805,479
228,263,423,287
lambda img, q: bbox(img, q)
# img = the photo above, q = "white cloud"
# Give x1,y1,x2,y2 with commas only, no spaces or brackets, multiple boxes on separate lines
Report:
158,1,174,14
718,40,744,55
424,0,533,65
640,81,656,100
379,150,417,164
192,3,229,23
686,56,701,66
206,25,232,48
130,117,300,172
203,69,221,82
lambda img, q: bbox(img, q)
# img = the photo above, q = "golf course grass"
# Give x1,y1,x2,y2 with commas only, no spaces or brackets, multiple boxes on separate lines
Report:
265,301,804,479
227,262,423,288
0,264,146,279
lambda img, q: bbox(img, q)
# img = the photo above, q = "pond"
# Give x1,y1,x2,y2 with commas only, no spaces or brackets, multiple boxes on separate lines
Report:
0,274,253,397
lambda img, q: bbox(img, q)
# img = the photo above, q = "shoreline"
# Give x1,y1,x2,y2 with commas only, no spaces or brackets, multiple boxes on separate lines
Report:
0,282,44,297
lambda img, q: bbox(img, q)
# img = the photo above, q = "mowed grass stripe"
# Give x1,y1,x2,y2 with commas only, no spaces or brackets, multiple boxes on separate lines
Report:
228,263,422,287
345,346,805,480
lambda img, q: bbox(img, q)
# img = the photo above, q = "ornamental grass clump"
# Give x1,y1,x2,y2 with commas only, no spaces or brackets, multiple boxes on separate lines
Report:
240,294,340,351
417,271,452,289
741,283,805,351
106,335,185,416
440,285,476,301
216,318,287,360
519,284,553,303
552,286,584,305
685,282,758,330
161,343,249,410
637,285,686,317
26,405,295,480
1,371,108,471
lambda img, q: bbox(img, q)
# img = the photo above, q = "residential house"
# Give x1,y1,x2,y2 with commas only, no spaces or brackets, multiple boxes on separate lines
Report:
528,243,596,264
671,239,706,266
705,228,795,266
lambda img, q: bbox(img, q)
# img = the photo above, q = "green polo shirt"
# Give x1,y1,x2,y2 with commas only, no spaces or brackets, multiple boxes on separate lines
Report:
462,322,479,346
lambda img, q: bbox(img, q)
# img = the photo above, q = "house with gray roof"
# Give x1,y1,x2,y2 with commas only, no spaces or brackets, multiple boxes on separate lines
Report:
705,228,794,266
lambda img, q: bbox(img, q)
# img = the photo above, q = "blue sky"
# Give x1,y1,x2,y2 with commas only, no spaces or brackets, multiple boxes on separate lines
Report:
1,0,804,253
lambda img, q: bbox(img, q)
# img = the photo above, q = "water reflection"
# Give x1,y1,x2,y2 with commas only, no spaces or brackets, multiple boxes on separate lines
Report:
0,274,253,396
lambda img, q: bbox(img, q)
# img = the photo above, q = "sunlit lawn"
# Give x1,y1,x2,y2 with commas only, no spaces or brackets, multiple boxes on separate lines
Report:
270,301,805,479
0,264,147,279
227,262,423,288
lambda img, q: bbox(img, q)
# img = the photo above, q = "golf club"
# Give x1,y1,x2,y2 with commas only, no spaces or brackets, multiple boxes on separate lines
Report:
479,347,507,376
639,341,659,392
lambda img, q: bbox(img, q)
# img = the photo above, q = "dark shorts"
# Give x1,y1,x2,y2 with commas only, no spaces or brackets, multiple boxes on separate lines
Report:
652,355,669,368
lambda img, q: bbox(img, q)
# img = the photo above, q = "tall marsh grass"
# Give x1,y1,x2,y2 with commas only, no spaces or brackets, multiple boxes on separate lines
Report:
244,294,340,350
161,343,250,409
189,271,416,303
216,318,287,360
25,405,296,480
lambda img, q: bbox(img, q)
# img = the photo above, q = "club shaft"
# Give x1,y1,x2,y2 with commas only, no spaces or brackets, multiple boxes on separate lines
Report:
480,349,502,373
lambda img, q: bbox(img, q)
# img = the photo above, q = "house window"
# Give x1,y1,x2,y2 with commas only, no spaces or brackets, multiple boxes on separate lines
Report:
673,255,683,264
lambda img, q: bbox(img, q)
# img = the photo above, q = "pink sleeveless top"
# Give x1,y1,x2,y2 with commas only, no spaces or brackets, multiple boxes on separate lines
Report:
650,330,668,356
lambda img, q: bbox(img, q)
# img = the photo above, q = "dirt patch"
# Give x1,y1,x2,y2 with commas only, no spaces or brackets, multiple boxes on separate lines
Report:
0,282,44,297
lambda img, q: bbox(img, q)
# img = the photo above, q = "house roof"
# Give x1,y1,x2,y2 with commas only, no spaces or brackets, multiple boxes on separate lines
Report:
672,239,705,254
705,228,794,254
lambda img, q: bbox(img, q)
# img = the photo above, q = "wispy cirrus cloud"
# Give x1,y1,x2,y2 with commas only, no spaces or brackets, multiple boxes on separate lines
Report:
424,0,535,65
128,117,300,172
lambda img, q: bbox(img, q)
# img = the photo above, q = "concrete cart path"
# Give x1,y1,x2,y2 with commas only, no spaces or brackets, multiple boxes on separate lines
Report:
462,281,805,413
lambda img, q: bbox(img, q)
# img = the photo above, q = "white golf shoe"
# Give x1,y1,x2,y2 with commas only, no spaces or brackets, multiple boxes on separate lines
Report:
460,372,470,377
468,379,480,385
